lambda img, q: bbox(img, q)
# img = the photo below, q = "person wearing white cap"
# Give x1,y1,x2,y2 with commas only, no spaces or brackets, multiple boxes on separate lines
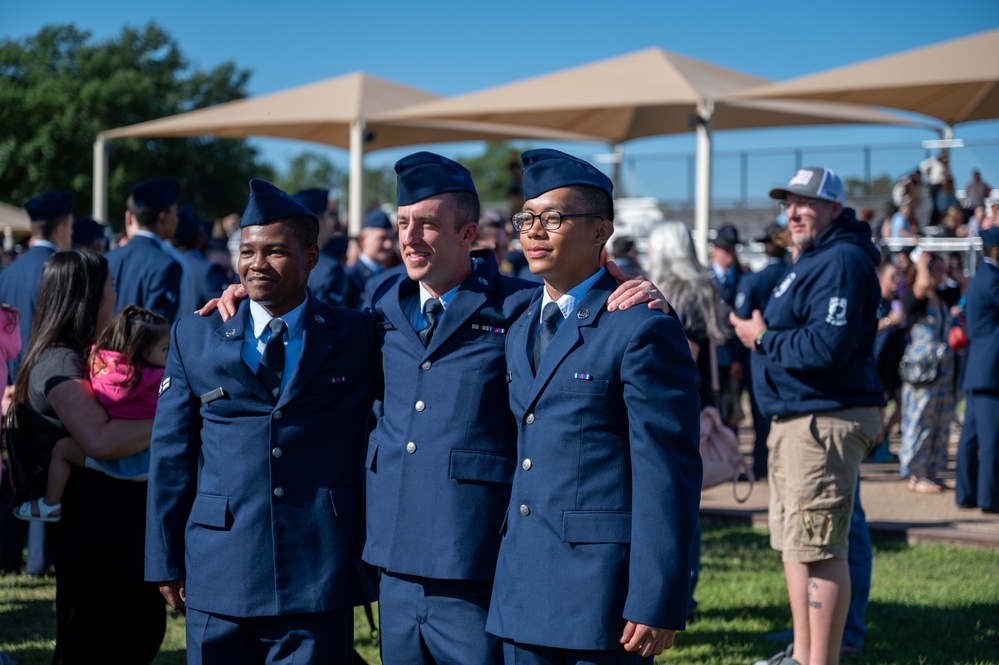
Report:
730,167,884,665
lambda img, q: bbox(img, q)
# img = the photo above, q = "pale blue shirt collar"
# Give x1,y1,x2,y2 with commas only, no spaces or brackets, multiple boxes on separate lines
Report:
539,267,605,325
30,239,59,252
356,253,383,274
133,229,165,249
984,257,998,269
412,257,478,330
711,261,728,283
243,295,308,396
248,297,307,343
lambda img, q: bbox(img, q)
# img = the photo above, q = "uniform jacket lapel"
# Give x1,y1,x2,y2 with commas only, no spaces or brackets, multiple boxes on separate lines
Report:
526,274,613,407
278,297,337,407
424,258,493,356
378,278,423,349
212,305,269,400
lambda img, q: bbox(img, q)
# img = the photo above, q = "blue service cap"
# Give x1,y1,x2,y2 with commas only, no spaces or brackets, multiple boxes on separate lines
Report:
130,177,180,210
394,151,477,206
292,188,330,216
24,191,73,222
240,178,317,229
521,148,613,201
72,217,105,245
981,227,999,248
362,209,393,230
175,204,204,240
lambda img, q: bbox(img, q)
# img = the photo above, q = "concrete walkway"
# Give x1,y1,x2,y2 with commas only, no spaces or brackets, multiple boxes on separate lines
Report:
700,426,999,550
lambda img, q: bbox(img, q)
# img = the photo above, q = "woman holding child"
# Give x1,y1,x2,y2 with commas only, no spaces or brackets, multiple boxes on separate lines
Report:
10,250,165,662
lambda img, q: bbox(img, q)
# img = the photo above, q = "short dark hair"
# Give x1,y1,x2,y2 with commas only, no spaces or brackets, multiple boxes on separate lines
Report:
31,215,71,241
446,190,480,231
127,195,168,230
573,185,614,222
278,216,319,248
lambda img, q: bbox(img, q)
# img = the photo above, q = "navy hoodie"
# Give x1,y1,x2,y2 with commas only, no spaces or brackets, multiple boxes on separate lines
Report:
753,208,886,418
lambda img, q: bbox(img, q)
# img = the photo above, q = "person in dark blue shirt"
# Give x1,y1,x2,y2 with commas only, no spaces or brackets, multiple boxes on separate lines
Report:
731,167,884,665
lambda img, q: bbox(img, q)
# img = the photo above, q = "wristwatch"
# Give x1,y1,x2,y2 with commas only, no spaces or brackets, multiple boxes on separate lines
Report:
754,329,767,354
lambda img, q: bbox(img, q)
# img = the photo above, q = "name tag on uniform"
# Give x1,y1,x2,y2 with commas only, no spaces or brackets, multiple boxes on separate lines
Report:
200,387,227,404
377,320,396,331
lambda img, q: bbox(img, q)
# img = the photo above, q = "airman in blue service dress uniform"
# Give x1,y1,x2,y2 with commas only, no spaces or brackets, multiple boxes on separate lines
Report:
106,177,184,321
174,204,230,310
364,152,537,665
0,191,74,379
0,191,73,576
145,179,380,664
956,227,999,514
487,149,702,664
294,188,348,308
345,209,396,309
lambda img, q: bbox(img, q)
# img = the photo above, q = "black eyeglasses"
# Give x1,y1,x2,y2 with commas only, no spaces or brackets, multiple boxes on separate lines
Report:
510,210,602,232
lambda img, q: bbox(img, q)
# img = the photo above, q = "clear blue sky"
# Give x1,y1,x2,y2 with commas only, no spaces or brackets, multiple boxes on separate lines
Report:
4,0,999,204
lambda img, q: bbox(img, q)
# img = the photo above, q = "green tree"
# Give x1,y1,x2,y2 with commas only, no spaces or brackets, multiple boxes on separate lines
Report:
0,23,273,230
458,142,522,207
276,150,343,197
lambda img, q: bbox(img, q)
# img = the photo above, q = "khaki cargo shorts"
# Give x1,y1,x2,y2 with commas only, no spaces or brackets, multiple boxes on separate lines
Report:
767,407,881,562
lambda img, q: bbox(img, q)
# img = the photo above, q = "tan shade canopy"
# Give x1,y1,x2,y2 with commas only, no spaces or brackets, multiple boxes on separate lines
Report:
103,71,596,149
376,47,914,140
733,29,999,126
0,202,31,234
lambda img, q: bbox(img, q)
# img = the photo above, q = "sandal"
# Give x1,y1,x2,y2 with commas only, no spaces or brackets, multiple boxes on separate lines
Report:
13,498,62,522
909,477,943,494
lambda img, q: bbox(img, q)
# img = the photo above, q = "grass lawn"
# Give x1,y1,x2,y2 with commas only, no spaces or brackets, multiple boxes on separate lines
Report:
1,525,996,664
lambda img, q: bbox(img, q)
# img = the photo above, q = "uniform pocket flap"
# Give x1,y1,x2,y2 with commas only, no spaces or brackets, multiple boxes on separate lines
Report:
561,511,632,544
189,493,230,528
330,486,361,517
449,449,515,484
559,378,609,394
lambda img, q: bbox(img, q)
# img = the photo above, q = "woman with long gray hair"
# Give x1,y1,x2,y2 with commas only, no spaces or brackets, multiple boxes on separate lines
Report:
647,221,729,409
647,220,731,626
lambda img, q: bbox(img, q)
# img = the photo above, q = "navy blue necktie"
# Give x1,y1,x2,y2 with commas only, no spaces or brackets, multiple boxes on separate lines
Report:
419,298,443,348
257,318,287,400
532,302,562,372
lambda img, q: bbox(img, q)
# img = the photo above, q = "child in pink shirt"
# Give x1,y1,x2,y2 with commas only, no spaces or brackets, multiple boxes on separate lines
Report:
15,305,169,522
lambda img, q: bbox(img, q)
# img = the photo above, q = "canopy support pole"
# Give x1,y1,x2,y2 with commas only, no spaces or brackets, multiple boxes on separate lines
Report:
92,134,109,223
348,120,366,237
694,100,714,266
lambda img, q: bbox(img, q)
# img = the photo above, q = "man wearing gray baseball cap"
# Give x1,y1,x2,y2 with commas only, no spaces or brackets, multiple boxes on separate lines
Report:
730,167,884,665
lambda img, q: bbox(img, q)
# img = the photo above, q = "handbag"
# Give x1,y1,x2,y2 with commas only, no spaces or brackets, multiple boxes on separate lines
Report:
703,340,753,502
898,311,948,385
699,406,754,502
1,401,44,504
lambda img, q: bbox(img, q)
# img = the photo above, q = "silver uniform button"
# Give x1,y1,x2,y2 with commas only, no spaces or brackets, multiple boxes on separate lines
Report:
272,447,283,458
525,413,535,424
273,487,285,498
406,442,417,454
415,400,426,412
519,504,530,517
421,361,432,370
272,410,283,420
522,458,532,470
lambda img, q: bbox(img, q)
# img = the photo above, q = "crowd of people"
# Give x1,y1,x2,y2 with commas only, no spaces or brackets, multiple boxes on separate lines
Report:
878,152,997,240
0,150,995,665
